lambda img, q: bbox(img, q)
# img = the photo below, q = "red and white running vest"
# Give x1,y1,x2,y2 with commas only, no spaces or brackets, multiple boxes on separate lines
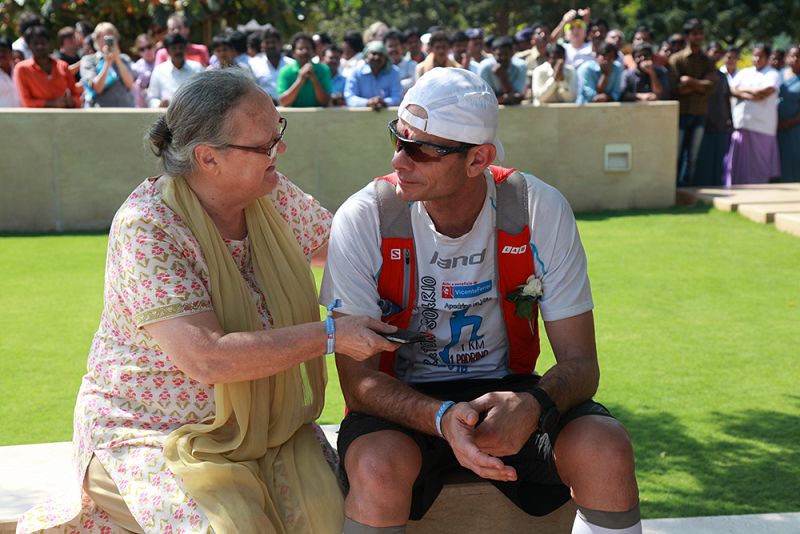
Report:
374,166,541,377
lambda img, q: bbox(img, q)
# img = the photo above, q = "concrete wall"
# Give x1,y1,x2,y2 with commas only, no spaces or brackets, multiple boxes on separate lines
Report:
0,102,678,232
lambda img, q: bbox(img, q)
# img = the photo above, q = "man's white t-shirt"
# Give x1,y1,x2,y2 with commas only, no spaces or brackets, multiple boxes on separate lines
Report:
0,68,21,107
565,42,594,69
731,66,781,136
147,59,204,108
320,170,593,383
249,54,295,100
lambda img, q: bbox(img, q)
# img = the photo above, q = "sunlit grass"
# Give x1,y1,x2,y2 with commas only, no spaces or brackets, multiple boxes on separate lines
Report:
1,206,798,518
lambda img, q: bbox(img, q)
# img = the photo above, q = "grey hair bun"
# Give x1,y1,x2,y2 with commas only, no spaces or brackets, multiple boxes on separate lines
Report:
148,114,172,157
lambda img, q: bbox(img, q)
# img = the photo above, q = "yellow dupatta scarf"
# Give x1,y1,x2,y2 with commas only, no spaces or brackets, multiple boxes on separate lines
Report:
160,175,343,533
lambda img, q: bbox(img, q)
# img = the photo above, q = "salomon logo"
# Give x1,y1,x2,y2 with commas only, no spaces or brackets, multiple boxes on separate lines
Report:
390,249,402,260
501,245,528,254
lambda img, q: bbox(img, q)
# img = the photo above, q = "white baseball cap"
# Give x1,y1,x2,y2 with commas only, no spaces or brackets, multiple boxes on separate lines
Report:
397,67,505,161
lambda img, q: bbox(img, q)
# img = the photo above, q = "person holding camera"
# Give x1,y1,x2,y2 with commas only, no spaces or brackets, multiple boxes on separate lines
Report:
80,22,134,107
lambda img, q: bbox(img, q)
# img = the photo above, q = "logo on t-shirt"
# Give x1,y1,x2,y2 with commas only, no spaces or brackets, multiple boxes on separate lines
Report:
441,280,493,299
429,249,486,269
501,244,528,255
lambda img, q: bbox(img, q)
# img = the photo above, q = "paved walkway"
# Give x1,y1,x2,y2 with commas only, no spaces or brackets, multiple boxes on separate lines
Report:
2,433,798,533
679,183,800,237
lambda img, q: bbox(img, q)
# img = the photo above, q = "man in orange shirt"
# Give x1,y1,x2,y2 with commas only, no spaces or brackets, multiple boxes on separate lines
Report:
13,25,81,107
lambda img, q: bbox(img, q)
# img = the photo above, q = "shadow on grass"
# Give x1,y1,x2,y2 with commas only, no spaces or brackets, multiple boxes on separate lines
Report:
576,204,713,222
609,398,800,519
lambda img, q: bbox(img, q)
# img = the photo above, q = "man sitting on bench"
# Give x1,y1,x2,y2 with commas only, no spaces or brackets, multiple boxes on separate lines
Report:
320,67,642,534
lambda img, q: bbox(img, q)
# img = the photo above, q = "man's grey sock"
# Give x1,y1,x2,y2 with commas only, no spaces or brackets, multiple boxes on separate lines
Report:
573,503,642,533
343,516,406,534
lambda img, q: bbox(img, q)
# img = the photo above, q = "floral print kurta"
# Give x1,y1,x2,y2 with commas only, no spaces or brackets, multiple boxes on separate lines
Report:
17,174,333,534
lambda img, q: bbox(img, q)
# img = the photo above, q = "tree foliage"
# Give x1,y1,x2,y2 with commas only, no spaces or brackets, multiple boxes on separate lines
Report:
623,0,800,46
0,0,316,46
1,0,797,50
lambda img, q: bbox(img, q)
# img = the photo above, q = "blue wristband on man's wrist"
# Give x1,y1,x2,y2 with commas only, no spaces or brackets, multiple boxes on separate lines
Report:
325,299,341,355
435,400,456,437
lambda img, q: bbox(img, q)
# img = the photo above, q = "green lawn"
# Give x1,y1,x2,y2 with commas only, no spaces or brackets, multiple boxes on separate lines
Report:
1,206,799,518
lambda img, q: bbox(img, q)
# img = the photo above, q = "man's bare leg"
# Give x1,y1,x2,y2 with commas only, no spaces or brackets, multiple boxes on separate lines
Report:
554,415,642,534
343,430,422,533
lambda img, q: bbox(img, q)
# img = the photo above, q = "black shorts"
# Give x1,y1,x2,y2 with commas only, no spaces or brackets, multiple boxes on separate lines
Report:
337,374,613,520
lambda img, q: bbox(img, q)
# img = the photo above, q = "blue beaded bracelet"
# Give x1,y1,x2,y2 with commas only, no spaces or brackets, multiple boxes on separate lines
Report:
435,400,456,437
325,299,341,355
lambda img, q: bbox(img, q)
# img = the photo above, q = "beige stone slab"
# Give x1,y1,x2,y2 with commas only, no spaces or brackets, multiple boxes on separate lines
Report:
0,442,73,531
713,192,800,211
729,183,800,190
643,513,800,534
692,183,800,192
686,184,800,209
1,103,679,232
737,202,800,223
775,212,800,237
408,482,576,533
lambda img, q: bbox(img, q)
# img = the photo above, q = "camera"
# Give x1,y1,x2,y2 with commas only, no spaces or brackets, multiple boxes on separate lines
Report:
103,35,115,48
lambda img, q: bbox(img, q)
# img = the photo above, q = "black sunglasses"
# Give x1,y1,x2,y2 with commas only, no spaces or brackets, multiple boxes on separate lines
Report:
137,44,154,52
388,119,475,163
225,117,287,159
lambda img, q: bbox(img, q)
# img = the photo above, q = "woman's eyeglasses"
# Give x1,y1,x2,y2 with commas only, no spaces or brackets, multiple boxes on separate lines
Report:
137,44,154,52
225,117,288,159
388,119,475,163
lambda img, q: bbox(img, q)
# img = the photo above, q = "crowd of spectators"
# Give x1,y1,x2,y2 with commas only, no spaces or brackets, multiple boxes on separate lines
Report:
2,8,800,185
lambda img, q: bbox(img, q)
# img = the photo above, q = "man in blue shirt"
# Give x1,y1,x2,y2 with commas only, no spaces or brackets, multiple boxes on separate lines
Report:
577,42,622,104
345,40,402,110
477,36,526,105
322,44,346,106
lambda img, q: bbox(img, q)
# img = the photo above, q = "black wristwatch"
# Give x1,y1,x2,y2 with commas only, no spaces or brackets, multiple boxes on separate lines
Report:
529,387,560,434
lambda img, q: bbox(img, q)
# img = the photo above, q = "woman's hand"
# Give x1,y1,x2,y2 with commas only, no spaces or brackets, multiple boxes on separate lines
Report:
334,315,399,361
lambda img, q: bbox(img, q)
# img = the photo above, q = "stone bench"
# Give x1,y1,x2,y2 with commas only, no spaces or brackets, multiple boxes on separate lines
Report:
0,441,73,534
409,470,575,533
0,427,574,534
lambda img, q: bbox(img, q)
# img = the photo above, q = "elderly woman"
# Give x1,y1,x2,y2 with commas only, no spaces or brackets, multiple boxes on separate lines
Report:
18,69,396,534
80,22,135,107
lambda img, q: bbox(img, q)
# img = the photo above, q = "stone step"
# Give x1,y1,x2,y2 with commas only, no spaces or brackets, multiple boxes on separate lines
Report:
682,184,800,212
775,212,800,237
737,202,800,223
0,441,73,529
642,512,800,534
